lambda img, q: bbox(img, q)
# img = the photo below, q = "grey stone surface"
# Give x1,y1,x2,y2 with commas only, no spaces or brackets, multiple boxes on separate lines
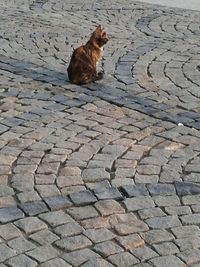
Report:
40,258,72,267
121,184,148,197
44,195,72,210
149,255,186,267
29,229,60,245
83,228,116,243
19,201,48,216
94,187,123,200
0,244,17,262
95,199,125,216
1,0,200,265
124,196,155,211
141,230,174,244
145,215,181,229
93,240,124,257
26,245,60,263
67,206,98,220
55,235,92,251
0,206,24,223
0,223,22,240
39,210,74,227
7,236,36,253
61,248,100,266
108,252,139,266
6,254,38,267
54,222,83,237
175,181,200,196
70,191,97,206
14,217,47,234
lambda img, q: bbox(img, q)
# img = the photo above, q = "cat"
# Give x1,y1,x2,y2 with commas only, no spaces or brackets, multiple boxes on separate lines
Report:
67,25,108,85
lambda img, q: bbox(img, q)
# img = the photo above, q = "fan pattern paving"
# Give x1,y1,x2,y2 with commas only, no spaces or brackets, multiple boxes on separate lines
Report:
1,0,200,266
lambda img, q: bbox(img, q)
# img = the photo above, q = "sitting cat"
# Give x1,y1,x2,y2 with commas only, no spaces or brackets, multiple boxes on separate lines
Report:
67,25,108,85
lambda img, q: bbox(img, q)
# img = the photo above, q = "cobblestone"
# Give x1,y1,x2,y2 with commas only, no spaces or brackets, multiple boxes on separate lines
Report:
1,0,200,265
14,217,47,234
83,228,115,243
149,255,186,267
107,252,139,266
95,200,125,216
0,223,22,240
54,222,83,237
124,196,155,211
39,210,73,227
0,206,24,223
131,245,158,261
26,244,60,263
61,249,100,266
30,229,59,245
55,235,92,251
6,254,38,267
0,244,17,262
116,234,145,250
93,240,124,257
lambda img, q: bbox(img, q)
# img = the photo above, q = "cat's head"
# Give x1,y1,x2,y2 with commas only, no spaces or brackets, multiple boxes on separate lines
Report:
91,25,109,47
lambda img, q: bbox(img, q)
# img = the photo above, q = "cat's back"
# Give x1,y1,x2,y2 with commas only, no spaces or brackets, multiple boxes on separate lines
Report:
69,45,88,64
67,45,92,84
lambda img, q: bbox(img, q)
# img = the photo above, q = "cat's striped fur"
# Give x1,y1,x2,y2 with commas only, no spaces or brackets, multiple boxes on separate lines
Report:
67,25,108,85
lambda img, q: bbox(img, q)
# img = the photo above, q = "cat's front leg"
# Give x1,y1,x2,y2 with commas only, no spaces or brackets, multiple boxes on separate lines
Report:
97,71,104,80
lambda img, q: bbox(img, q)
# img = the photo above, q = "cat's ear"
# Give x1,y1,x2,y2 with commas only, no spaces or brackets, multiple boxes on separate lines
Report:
96,25,102,30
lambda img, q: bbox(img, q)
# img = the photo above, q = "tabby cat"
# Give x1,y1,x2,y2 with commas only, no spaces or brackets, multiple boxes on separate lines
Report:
67,25,108,85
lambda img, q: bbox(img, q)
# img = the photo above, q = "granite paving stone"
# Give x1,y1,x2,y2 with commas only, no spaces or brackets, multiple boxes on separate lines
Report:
181,214,200,225
19,200,48,216
149,255,186,267
0,223,22,240
69,190,97,206
171,225,200,238
0,206,24,223
153,241,180,255
14,217,47,234
40,258,72,267
178,248,200,265
141,230,174,244
8,236,36,253
130,245,158,261
54,222,84,237
80,258,115,267
55,235,92,251
80,216,110,229
39,210,74,227
95,200,125,216
94,187,123,200
93,240,124,257
121,184,148,197
26,244,60,263
110,213,149,235
116,233,145,250
107,252,139,266
0,244,17,262
67,205,98,220
175,236,200,251
83,228,116,243
124,196,155,211
61,248,101,266
44,195,72,210
29,229,60,245
6,254,38,267
138,208,166,219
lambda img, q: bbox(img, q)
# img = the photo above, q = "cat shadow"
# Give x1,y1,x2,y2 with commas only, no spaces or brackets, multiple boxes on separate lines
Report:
0,55,69,86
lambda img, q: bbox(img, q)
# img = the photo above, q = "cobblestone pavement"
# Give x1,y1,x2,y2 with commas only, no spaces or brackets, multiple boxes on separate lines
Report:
0,0,200,266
